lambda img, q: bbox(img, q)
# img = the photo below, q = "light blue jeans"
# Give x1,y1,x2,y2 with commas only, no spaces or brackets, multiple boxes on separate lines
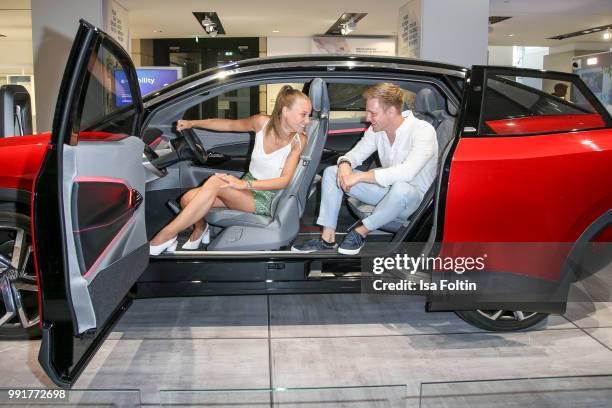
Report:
316,165,423,232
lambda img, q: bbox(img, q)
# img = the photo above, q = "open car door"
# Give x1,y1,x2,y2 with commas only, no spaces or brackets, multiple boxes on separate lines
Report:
32,20,148,388
429,65,612,314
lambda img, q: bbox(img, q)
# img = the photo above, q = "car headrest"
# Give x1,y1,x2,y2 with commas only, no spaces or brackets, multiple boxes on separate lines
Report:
308,78,330,115
414,88,437,113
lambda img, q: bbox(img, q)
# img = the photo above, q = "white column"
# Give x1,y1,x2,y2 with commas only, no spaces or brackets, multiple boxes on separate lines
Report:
31,0,129,133
398,0,489,68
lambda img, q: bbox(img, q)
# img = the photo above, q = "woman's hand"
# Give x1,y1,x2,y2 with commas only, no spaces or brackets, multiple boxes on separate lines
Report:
176,120,193,132
216,173,248,190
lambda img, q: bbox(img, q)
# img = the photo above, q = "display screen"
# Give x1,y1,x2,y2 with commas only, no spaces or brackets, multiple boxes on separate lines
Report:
114,68,181,107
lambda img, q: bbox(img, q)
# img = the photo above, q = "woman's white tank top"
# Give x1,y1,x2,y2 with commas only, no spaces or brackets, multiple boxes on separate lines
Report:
248,121,301,180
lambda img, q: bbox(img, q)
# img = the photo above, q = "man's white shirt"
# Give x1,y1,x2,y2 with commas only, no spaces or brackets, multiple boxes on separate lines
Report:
338,110,438,196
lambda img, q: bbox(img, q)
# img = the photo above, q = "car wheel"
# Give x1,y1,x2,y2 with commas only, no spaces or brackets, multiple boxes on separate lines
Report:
0,211,41,340
455,309,548,331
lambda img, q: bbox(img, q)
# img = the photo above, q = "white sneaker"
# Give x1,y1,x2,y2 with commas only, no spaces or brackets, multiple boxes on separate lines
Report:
181,225,210,250
149,237,178,256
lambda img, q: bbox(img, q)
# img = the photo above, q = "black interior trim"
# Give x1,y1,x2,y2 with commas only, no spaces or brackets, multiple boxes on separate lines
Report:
565,209,612,282
0,188,31,205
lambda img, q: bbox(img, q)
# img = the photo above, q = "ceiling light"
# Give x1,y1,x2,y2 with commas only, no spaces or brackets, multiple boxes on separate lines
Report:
193,12,226,36
587,57,598,65
604,29,612,40
272,30,280,33
340,23,353,36
325,12,366,36
153,29,162,33
508,34,515,37
202,18,218,37
548,24,611,40
489,16,512,25
201,16,213,27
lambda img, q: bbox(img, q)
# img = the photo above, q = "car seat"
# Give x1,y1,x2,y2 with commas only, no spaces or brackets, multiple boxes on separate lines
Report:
413,88,439,127
346,95,456,233
204,78,330,250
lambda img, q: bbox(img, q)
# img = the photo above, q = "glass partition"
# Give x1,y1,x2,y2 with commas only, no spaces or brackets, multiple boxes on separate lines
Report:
419,375,612,408
160,385,409,407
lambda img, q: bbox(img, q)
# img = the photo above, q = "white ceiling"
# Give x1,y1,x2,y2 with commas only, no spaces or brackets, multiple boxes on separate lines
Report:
1,0,611,48
488,0,612,46
0,0,32,40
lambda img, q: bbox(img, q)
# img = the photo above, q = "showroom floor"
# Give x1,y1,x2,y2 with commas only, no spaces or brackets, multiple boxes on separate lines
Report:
1,263,612,407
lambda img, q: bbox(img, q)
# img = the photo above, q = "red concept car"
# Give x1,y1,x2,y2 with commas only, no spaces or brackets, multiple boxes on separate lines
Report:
0,20,611,388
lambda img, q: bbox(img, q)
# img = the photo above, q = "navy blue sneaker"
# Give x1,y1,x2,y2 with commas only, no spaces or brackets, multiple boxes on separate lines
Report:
291,238,338,252
338,230,366,255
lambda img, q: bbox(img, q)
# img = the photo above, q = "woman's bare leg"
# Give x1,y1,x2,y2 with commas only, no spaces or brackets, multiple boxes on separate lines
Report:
180,187,225,241
151,175,256,245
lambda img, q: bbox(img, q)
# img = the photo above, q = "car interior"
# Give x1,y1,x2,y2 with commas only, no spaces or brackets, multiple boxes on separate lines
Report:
141,75,458,255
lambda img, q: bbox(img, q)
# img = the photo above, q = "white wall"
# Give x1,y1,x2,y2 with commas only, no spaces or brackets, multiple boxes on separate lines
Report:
266,37,311,56
514,46,549,69
488,46,513,66
31,0,104,133
420,0,488,67
0,38,34,74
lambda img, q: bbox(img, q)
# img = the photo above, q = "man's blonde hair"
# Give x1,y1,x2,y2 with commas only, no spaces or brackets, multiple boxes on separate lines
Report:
362,83,404,113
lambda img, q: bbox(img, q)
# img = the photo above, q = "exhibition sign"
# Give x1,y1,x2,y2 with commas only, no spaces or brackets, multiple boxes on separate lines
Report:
103,0,129,51
397,0,422,58
311,37,396,56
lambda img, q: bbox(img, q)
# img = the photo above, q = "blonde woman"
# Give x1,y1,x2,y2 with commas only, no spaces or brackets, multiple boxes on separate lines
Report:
150,86,311,254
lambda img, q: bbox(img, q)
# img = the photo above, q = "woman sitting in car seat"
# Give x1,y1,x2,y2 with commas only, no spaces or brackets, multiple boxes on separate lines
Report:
149,86,311,255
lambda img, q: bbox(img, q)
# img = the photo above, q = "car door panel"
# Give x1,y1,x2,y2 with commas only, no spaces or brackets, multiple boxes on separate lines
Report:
32,20,147,388
428,66,612,313
209,142,250,157
325,118,368,153
194,128,252,155
66,139,146,280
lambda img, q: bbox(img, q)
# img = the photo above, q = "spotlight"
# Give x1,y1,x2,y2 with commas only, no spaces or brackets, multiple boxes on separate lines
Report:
193,12,226,36
604,29,612,40
202,18,218,37
340,23,353,36
201,16,213,28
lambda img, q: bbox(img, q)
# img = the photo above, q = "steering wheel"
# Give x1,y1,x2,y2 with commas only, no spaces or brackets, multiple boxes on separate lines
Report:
180,128,208,165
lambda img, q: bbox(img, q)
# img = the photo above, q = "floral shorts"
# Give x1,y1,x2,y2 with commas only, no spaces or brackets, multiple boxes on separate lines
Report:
242,172,278,217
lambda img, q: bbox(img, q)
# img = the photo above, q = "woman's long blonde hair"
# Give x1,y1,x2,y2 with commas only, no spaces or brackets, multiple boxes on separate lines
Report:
265,85,309,139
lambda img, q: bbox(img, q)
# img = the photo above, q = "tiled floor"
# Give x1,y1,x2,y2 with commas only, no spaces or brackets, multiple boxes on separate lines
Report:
0,263,611,406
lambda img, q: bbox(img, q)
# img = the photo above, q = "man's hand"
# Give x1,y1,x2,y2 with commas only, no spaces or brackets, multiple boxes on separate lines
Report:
337,162,354,192
217,173,248,190
343,173,362,190
176,120,193,132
